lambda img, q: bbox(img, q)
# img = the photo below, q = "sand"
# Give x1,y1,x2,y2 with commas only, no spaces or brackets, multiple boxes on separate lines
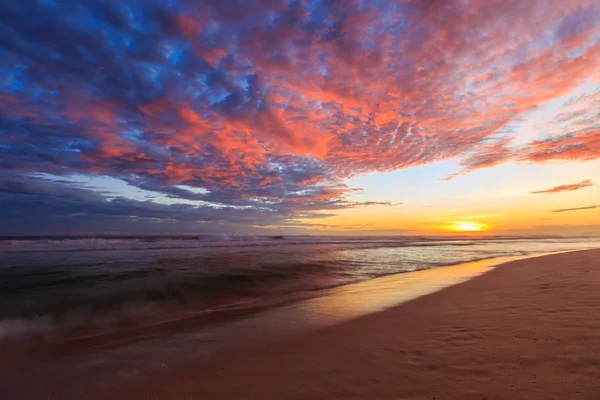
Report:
2,250,599,399
102,249,600,400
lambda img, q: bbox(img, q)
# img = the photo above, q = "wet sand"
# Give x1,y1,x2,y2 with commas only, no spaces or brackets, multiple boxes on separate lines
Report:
107,249,600,399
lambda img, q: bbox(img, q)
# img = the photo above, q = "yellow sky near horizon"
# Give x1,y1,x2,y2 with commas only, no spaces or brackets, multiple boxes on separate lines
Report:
300,159,600,236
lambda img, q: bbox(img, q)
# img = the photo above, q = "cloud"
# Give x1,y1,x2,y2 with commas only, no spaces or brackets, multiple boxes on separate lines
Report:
530,179,594,194
524,131,600,162
1,0,600,231
0,172,397,234
550,205,600,213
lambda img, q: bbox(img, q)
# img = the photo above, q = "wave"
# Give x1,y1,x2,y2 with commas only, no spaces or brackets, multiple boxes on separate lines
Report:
1,235,530,253
3,234,591,253
2,246,598,342
0,235,413,253
0,263,351,342
2,236,598,342
0,295,273,343
0,250,567,342
0,251,536,324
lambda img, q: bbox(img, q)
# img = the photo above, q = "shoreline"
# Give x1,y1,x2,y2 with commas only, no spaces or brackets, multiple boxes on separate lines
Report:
3,249,598,399
118,248,598,400
2,251,564,352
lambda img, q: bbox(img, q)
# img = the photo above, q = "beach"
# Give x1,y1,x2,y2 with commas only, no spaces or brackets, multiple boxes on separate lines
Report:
4,1,600,398
2,248,599,399
102,249,600,400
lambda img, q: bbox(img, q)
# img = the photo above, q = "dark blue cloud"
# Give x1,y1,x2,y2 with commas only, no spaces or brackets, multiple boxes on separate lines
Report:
0,172,392,234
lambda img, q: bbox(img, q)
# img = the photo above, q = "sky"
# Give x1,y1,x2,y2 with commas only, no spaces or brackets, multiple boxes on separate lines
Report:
0,0,599,236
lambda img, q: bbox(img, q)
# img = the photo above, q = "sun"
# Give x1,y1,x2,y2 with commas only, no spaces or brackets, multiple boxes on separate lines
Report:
448,221,489,232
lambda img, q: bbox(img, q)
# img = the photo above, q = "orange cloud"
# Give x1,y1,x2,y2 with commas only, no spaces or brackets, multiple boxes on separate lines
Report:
530,179,594,194
3,0,600,222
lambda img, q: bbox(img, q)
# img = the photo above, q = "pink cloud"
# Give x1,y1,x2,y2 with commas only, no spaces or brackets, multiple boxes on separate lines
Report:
3,0,600,222
530,179,594,194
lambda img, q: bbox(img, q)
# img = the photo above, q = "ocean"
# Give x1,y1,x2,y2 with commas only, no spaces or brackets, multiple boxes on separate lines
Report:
1,235,599,342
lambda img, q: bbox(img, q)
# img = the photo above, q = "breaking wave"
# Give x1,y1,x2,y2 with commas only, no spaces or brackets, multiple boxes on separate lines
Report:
1,236,598,341
0,235,403,253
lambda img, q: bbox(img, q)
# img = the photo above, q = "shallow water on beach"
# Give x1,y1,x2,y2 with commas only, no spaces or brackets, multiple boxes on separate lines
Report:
1,235,599,340
1,251,595,400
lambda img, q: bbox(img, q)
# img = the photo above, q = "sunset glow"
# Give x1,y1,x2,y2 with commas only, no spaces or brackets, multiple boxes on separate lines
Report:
0,1,599,236
3,6,600,400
